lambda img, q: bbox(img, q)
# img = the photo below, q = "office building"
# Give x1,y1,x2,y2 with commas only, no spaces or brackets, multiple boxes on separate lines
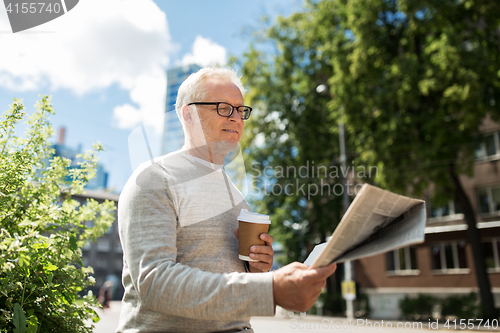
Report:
49,127,109,190
76,190,122,300
161,64,201,155
355,117,500,319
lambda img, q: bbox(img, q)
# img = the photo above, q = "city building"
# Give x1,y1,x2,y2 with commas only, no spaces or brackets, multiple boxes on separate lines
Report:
49,127,109,190
75,190,123,300
161,64,201,155
355,116,500,319
48,128,121,298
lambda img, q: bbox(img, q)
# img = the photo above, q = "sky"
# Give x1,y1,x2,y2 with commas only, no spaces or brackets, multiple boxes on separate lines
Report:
0,0,303,193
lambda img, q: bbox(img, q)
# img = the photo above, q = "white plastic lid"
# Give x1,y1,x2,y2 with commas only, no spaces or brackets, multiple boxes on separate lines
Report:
237,209,271,224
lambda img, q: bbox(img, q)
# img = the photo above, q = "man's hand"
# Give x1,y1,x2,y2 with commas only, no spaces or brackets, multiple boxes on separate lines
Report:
234,229,274,273
272,262,337,312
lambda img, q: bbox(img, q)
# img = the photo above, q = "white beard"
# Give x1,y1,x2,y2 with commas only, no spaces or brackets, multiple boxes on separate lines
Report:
207,141,238,157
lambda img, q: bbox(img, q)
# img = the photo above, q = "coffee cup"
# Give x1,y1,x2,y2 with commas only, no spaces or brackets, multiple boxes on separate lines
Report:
238,209,271,261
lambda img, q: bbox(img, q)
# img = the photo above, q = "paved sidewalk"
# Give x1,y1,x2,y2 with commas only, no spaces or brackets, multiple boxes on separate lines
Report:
91,301,460,333
92,301,121,333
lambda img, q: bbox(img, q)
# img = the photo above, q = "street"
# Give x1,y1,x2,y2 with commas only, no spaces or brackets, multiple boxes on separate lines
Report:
91,301,459,333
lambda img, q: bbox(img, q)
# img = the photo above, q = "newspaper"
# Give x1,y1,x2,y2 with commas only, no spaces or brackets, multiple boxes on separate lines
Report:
304,184,426,268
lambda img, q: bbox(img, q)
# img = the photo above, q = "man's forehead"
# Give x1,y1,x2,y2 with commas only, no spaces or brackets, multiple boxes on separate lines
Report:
203,78,243,100
203,77,237,88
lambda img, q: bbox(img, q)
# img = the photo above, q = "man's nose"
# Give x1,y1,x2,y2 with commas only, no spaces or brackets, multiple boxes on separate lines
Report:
229,109,243,121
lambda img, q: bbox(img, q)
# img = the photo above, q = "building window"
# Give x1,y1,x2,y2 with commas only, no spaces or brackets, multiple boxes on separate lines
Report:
431,241,468,274
477,186,500,214
475,131,500,160
114,242,123,253
386,247,418,275
95,258,107,269
483,239,500,272
96,238,111,252
83,241,92,250
95,275,104,287
427,199,463,223
115,258,123,270
430,200,461,218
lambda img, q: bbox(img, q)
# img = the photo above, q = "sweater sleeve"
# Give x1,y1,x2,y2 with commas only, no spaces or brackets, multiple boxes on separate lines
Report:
118,162,275,320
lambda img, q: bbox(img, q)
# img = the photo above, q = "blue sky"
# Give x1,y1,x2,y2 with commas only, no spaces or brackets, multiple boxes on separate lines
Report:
0,0,302,192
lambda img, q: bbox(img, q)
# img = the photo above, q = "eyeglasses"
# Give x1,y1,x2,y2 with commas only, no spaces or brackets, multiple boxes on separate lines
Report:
187,102,252,120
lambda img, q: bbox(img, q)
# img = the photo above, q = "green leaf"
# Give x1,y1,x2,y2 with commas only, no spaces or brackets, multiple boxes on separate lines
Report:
18,254,30,267
77,258,84,267
26,315,38,333
44,263,57,272
13,303,27,333
69,234,78,251
91,309,100,323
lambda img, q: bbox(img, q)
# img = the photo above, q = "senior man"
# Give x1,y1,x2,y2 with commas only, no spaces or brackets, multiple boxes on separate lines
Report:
116,67,336,333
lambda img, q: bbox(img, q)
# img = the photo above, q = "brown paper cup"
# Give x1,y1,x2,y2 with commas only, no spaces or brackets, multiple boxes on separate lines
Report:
237,209,271,262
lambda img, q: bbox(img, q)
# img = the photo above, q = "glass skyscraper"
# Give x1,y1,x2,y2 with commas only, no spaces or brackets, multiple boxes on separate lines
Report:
161,64,201,155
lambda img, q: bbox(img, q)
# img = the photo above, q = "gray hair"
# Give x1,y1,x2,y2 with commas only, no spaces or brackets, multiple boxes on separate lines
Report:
175,67,246,124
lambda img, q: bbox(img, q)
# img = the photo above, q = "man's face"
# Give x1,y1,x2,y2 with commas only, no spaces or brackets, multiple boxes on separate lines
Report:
191,78,245,150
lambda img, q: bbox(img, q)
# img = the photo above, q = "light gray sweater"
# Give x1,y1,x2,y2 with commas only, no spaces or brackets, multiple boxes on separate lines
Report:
116,151,275,333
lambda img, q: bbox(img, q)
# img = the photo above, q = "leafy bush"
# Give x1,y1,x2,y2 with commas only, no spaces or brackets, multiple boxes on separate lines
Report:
317,290,346,316
440,293,480,319
355,291,371,318
400,293,484,320
0,97,115,333
399,294,437,321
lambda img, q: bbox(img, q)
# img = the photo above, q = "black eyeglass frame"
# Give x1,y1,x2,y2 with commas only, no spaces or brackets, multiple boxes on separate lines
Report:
187,102,252,120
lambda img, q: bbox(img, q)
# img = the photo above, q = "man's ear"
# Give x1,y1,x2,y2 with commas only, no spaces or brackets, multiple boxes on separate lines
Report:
182,105,193,126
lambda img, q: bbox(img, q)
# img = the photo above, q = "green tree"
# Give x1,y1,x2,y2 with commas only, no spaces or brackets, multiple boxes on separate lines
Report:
237,43,344,265
238,0,500,319
235,8,351,314
0,96,116,332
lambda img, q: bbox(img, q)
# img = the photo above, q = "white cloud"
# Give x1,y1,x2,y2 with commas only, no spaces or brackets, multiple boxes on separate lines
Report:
113,104,142,130
181,35,227,67
0,0,176,134
113,74,166,132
